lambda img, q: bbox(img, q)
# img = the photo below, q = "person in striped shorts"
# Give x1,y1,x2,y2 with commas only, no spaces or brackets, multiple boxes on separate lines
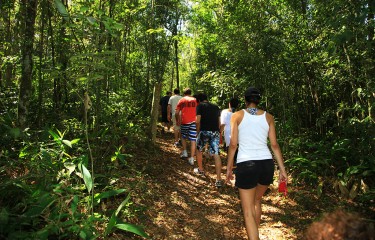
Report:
175,88,198,165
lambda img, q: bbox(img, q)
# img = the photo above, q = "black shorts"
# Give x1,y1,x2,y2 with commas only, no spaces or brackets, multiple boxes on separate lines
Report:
235,159,274,189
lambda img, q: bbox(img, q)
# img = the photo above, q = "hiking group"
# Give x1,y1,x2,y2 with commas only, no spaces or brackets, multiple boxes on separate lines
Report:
159,87,374,240
160,86,288,240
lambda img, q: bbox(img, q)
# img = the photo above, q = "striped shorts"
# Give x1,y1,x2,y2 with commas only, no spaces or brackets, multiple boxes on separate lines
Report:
180,122,197,141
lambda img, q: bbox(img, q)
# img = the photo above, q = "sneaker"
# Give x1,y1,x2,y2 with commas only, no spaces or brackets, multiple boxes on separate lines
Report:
188,157,195,165
180,151,188,158
215,180,223,188
193,168,205,176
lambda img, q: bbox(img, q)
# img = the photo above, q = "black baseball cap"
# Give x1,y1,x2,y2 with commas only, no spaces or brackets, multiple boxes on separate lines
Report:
244,87,261,97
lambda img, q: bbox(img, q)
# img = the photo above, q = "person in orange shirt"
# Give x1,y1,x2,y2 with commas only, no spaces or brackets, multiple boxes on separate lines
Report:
167,88,183,146
175,88,198,165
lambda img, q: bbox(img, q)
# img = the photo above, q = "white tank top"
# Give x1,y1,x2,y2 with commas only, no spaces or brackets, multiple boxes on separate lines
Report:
236,110,272,163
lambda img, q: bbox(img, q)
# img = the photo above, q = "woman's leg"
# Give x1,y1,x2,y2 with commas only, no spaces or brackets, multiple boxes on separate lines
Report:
255,184,269,226
239,188,259,240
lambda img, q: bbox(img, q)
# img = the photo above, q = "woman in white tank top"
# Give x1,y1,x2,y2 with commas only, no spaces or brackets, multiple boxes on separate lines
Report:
226,87,288,240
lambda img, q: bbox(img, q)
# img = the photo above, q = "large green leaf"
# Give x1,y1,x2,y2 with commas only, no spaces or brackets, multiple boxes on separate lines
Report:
115,193,131,216
64,162,76,175
104,193,132,236
54,0,69,20
78,163,92,193
94,189,126,204
105,214,118,236
114,223,149,238
62,139,72,148
87,16,97,25
48,129,60,142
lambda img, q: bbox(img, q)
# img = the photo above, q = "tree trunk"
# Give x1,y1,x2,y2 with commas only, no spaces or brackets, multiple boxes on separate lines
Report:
170,65,174,91
37,0,46,126
53,0,69,116
174,6,180,90
301,0,307,15
150,82,162,143
174,38,179,90
18,0,38,128
368,0,375,120
2,6,14,87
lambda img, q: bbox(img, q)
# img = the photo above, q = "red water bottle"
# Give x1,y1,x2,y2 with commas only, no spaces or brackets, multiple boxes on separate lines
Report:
278,180,287,196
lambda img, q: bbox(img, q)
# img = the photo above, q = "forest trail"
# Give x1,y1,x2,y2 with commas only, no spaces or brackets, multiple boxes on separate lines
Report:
118,129,315,240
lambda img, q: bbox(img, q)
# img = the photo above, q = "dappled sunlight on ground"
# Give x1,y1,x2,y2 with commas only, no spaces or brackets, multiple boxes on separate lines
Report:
115,128,359,240
118,130,299,240
111,128,374,240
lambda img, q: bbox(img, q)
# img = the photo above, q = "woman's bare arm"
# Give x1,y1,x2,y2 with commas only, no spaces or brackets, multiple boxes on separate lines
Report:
226,111,242,182
267,113,288,182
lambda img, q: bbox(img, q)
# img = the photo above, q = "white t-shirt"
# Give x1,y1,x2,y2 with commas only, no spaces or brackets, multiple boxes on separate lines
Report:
168,94,182,115
220,109,233,147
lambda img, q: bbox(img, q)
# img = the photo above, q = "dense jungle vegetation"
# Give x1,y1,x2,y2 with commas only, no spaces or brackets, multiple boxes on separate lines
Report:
0,0,374,239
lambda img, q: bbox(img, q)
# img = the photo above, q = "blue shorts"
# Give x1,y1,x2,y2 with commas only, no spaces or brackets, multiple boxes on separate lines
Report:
196,131,220,155
180,122,197,141
235,159,274,189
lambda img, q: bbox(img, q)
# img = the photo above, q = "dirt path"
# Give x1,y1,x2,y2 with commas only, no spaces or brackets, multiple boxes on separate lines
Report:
118,130,314,239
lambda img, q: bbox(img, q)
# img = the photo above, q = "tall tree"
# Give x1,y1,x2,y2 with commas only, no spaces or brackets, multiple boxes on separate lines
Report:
148,0,175,142
18,0,38,128
0,2,16,87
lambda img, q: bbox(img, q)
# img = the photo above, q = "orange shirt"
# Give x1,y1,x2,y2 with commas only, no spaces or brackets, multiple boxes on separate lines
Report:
176,96,197,124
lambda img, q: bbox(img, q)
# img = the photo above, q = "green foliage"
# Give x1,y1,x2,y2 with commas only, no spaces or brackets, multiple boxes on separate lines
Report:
0,129,149,239
285,136,331,186
285,120,375,198
186,0,375,202
195,70,244,107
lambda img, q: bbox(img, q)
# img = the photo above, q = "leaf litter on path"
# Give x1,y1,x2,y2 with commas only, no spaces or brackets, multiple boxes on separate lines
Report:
115,130,373,239
112,131,299,240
